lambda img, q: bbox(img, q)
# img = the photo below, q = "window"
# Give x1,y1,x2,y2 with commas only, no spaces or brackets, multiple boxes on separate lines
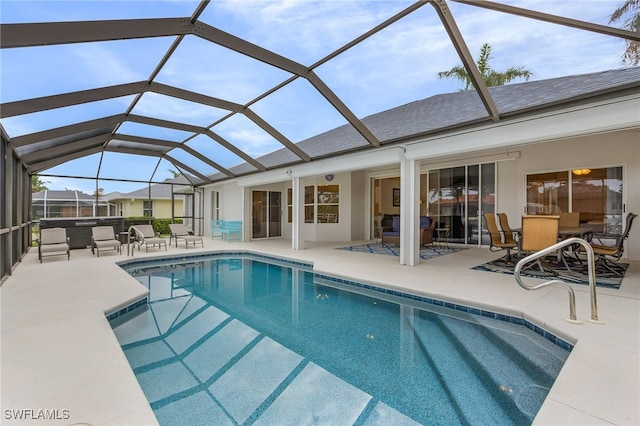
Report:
526,171,569,214
317,184,339,223
288,185,340,224
143,200,153,217
304,186,314,223
214,191,220,220
526,167,623,232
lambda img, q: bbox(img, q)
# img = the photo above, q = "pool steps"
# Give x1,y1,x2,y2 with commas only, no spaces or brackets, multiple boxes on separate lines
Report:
433,313,565,423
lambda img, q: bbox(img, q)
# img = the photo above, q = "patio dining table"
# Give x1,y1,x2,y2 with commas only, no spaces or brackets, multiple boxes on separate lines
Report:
511,226,593,239
511,226,594,266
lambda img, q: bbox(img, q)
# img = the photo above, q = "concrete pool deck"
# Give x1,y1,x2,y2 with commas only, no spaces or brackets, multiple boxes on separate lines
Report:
1,238,638,425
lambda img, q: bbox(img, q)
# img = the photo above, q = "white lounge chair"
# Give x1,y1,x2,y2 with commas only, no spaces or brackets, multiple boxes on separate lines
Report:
38,227,70,263
131,224,167,252
169,223,204,248
91,226,122,257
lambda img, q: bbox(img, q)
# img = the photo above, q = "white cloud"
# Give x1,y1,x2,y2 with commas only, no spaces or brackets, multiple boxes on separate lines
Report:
213,114,282,157
73,44,142,85
132,92,226,126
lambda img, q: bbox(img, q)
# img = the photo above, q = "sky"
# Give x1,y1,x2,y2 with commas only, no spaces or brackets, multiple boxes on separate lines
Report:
0,0,630,194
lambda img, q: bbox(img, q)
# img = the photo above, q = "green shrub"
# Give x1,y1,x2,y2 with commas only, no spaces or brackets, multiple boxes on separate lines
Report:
124,217,182,235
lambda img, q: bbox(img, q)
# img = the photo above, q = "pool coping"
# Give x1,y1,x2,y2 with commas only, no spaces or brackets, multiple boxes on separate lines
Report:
2,241,637,426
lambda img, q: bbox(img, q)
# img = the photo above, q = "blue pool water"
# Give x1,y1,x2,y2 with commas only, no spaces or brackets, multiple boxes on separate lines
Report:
114,254,569,425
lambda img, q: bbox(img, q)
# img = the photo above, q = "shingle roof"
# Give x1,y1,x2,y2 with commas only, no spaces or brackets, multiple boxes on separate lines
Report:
214,67,640,180
32,190,95,201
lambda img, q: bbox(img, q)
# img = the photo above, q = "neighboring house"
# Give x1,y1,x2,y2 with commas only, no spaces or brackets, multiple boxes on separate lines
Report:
102,183,186,219
202,68,640,264
32,190,115,219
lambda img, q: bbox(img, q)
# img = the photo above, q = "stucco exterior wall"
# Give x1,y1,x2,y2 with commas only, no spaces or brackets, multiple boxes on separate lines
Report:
115,199,183,218
201,129,639,259
496,130,639,260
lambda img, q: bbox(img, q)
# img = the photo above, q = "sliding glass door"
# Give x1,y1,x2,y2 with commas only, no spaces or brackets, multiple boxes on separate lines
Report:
426,163,495,245
252,191,282,239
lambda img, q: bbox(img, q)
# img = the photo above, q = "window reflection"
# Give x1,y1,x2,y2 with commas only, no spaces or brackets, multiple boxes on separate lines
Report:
526,171,569,214
526,167,623,233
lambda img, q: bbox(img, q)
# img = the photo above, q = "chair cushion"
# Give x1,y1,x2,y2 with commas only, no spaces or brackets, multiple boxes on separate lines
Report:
392,216,400,232
381,215,394,227
382,231,400,237
41,228,68,244
420,216,431,229
40,242,68,253
95,240,121,249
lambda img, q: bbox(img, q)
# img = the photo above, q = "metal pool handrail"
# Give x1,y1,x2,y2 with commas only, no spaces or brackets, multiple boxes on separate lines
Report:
514,237,600,324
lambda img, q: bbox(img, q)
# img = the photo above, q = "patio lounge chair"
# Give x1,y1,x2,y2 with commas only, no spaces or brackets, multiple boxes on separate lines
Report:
485,213,518,262
169,223,204,248
38,227,70,263
588,212,637,275
130,224,167,252
91,226,122,257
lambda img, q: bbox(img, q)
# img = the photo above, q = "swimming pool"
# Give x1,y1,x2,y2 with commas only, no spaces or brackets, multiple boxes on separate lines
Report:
114,253,570,425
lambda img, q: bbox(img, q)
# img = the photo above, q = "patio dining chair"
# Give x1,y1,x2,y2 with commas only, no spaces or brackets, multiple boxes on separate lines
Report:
559,212,581,228
91,226,122,257
484,213,518,262
587,212,637,276
497,213,518,246
520,215,563,273
38,227,70,263
169,223,204,248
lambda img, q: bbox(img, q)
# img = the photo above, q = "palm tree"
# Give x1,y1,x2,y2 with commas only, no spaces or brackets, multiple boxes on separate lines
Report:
610,0,640,65
165,169,182,181
437,43,532,91
31,175,48,193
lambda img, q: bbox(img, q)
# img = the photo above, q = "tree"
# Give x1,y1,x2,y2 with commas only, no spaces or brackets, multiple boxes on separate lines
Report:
437,43,532,91
31,175,48,193
610,0,640,65
165,169,182,181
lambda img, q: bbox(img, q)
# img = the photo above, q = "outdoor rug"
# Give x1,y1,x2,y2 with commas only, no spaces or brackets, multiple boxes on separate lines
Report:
337,243,466,261
472,254,627,289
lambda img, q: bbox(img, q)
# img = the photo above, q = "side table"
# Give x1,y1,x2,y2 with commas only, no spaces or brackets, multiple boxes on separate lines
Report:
119,232,132,256
435,227,450,248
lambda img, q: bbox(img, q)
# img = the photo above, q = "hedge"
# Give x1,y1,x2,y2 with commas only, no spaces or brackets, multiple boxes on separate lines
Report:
124,217,182,235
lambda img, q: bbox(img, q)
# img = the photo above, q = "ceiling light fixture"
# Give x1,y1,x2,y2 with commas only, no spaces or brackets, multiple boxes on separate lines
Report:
572,168,591,176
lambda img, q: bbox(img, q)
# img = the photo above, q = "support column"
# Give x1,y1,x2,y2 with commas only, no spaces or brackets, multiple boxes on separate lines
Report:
291,177,304,250
400,156,420,266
